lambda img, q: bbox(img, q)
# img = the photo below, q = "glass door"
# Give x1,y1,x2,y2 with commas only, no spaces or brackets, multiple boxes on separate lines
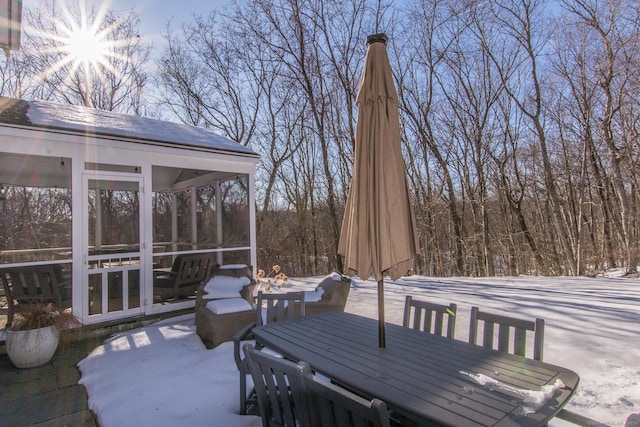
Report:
83,174,145,323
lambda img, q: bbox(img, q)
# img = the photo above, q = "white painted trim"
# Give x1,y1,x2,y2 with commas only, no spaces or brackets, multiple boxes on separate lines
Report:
249,173,257,277
81,172,146,325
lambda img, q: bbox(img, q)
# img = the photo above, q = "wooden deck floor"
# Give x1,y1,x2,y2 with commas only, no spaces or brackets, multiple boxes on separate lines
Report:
0,335,102,426
0,306,194,426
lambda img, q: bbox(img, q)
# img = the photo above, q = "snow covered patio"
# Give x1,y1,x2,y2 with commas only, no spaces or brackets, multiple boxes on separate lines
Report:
75,273,639,427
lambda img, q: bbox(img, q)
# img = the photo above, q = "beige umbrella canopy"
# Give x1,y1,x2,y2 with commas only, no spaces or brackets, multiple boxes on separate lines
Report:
338,33,419,348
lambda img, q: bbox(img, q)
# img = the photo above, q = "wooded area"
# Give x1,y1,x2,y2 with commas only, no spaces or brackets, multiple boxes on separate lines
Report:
2,0,639,277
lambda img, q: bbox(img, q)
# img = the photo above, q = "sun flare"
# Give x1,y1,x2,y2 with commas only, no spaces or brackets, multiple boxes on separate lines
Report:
27,0,134,104
64,25,110,69
57,3,114,74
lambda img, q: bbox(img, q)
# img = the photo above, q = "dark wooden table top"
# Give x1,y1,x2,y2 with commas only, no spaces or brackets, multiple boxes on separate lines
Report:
252,311,579,427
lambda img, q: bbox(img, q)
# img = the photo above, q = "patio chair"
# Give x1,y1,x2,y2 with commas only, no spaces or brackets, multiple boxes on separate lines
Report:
468,306,544,361
303,273,351,316
195,264,257,349
402,296,457,339
625,413,640,427
233,291,306,415
153,253,216,302
302,368,391,427
242,343,312,427
0,264,72,328
468,308,609,427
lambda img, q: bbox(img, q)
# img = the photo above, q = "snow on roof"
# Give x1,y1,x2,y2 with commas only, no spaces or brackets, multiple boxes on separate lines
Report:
0,97,257,157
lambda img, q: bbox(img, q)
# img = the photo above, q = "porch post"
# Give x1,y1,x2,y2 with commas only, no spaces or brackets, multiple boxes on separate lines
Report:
216,180,223,265
171,192,177,253
191,186,197,250
249,172,257,278
71,157,84,322
95,186,102,250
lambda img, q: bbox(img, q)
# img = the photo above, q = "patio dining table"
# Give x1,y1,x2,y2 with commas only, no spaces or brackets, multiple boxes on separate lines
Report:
252,311,579,427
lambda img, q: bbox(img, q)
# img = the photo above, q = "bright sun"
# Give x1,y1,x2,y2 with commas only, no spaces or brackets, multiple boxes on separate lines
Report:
59,4,113,73
64,26,110,69
30,0,122,95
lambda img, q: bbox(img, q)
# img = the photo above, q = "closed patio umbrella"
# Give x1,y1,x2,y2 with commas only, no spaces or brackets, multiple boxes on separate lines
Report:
338,33,419,348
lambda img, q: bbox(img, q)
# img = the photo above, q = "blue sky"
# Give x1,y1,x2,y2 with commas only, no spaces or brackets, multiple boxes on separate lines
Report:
25,0,230,47
90,0,229,40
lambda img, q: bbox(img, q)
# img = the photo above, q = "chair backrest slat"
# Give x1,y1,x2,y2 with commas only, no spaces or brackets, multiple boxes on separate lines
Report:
513,327,527,356
235,289,306,417
244,341,391,427
1,265,71,327
303,373,391,427
266,366,295,424
433,311,444,335
498,323,511,353
469,306,545,361
2,265,62,304
403,296,457,339
175,253,214,285
257,291,306,326
243,344,312,427
483,321,495,349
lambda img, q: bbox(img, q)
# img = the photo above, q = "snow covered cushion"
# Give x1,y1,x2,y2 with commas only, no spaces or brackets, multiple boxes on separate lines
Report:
328,272,342,281
204,276,251,299
205,298,253,315
219,264,248,270
304,288,325,303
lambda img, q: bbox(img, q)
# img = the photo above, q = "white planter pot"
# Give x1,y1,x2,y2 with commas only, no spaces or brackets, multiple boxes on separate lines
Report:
6,325,60,368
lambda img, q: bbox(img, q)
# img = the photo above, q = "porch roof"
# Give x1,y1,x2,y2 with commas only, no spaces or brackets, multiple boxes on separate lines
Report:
0,96,258,157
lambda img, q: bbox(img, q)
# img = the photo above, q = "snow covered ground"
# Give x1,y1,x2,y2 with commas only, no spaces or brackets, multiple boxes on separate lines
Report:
78,272,640,427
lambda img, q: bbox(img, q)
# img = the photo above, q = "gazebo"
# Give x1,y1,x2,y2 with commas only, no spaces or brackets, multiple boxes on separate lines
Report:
0,97,259,326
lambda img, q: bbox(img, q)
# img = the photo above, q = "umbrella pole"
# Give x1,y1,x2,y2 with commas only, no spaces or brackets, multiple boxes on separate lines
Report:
378,278,386,348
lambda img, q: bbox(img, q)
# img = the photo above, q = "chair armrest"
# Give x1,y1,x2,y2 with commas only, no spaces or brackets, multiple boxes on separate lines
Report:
233,321,256,342
315,277,351,306
233,321,257,368
240,283,257,302
555,409,610,427
153,269,176,278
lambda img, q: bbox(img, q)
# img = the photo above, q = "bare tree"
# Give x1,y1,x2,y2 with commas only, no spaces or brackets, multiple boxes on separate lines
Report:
0,49,36,98
490,98,548,274
395,0,470,275
111,0,640,276
435,6,507,276
478,0,578,274
227,0,382,273
550,14,614,273
559,0,640,273
157,13,260,143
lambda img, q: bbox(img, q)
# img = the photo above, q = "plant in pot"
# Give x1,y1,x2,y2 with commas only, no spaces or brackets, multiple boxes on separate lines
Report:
255,265,288,293
5,303,80,369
